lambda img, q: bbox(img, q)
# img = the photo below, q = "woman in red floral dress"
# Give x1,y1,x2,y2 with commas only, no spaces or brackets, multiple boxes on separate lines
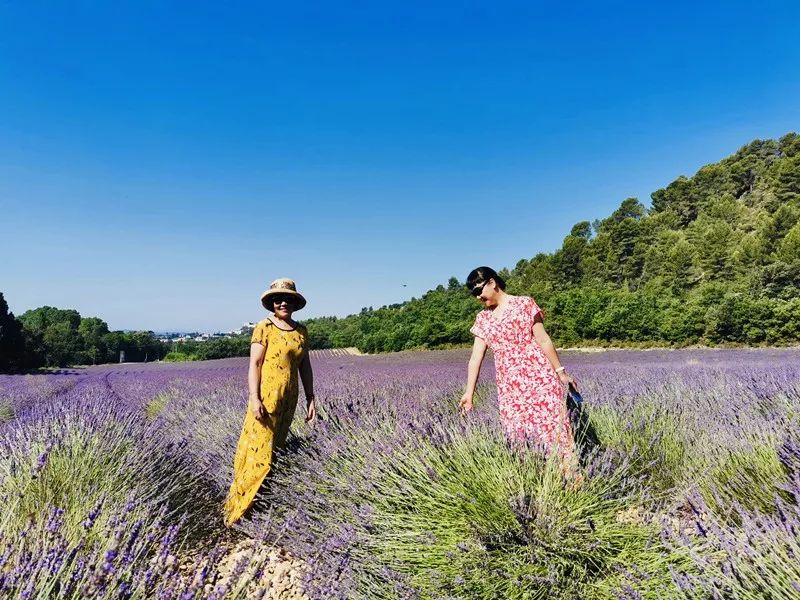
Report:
459,266,577,465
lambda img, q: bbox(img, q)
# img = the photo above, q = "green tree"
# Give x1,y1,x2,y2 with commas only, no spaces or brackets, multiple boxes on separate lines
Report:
730,154,761,198
751,260,800,300
763,204,800,254
102,331,127,363
306,319,333,349
127,331,164,362
552,234,587,285
194,336,249,360
569,221,592,240
651,177,700,225
665,238,699,294
0,293,31,372
775,155,800,203
79,317,110,365
777,222,800,262
732,232,767,272
102,330,167,363
607,217,641,284
697,222,735,281
20,306,84,367
610,197,646,223
779,132,800,157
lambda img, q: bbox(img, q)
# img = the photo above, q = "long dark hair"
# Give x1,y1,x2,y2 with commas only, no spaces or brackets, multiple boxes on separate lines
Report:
465,266,506,293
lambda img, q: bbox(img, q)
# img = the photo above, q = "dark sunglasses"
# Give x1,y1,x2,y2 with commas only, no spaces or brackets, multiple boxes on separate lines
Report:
470,280,490,297
271,294,296,307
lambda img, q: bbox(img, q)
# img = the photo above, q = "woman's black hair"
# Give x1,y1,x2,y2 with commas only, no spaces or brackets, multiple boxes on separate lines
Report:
466,266,506,292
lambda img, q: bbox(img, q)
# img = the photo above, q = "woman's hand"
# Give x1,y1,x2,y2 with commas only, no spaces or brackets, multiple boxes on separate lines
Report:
459,393,474,414
558,371,577,389
305,398,317,423
249,394,266,421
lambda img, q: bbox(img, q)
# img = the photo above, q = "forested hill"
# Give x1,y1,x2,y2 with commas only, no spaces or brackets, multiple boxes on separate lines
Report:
305,133,800,352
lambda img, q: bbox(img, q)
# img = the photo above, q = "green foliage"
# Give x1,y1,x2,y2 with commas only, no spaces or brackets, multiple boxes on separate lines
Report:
0,400,13,425
697,442,786,520
776,221,800,262
78,316,109,365
2,430,135,542
19,306,83,367
170,335,250,360
0,408,219,551
300,414,682,599
10,300,170,367
306,285,477,353
145,393,172,419
103,329,165,363
401,449,678,599
306,133,800,351
590,401,691,502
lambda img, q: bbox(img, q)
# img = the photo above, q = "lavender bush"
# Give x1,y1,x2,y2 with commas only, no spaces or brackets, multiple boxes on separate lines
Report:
0,494,284,599
0,378,219,544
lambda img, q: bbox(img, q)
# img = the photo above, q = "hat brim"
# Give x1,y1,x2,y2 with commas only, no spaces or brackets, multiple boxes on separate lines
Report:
260,289,307,311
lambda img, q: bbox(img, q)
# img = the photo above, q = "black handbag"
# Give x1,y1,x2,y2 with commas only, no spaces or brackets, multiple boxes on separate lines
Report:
566,383,600,463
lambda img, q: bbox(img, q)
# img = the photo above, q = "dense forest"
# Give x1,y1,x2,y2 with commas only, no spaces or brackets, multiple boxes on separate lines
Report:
305,133,800,352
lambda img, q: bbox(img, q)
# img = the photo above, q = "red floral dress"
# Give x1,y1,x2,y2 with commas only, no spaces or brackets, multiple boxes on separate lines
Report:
471,295,574,455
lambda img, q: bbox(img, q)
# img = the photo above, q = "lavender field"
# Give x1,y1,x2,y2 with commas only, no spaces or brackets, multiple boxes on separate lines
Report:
2,348,800,599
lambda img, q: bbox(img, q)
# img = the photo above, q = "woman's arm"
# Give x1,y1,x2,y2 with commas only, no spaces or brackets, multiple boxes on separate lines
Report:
532,316,576,388
248,342,267,420
459,336,488,413
299,354,316,422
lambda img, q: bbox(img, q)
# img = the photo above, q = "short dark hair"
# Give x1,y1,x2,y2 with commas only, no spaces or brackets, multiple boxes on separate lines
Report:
466,266,506,292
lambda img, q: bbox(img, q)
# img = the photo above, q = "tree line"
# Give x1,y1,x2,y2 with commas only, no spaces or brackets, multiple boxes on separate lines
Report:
304,133,800,352
0,301,163,371
0,298,250,372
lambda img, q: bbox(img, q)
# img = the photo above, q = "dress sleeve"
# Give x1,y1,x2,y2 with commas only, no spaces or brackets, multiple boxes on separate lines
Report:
528,297,544,322
251,321,269,346
470,312,487,340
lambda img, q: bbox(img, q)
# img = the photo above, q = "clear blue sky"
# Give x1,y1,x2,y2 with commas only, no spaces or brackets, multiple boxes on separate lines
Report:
1,1,798,332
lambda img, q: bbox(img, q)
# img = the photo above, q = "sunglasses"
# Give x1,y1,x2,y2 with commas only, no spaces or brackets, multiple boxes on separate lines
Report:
271,294,296,307
470,280,490,297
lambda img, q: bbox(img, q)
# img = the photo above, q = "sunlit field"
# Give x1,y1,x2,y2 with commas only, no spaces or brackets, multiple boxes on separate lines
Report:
2,348,800,599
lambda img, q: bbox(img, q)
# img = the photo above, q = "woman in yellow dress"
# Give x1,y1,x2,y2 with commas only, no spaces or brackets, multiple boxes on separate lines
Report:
224,278,316,527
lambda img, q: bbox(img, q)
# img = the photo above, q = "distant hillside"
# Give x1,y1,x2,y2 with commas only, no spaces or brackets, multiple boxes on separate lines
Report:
305,133,800,352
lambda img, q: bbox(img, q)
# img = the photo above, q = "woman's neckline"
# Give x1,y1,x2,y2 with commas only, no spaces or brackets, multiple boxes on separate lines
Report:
489,294,516,322
267,315,298,331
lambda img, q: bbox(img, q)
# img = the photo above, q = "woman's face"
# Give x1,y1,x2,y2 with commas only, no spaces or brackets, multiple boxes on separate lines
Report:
271,294,296,319
472,279,501,308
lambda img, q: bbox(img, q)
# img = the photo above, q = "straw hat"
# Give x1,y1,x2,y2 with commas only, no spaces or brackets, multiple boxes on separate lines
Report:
260,278,307,311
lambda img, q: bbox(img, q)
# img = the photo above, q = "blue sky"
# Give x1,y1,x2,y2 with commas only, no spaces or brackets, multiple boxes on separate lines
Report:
1,1,798,331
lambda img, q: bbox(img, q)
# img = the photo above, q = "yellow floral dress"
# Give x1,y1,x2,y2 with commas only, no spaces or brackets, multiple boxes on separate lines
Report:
224,318,308,527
